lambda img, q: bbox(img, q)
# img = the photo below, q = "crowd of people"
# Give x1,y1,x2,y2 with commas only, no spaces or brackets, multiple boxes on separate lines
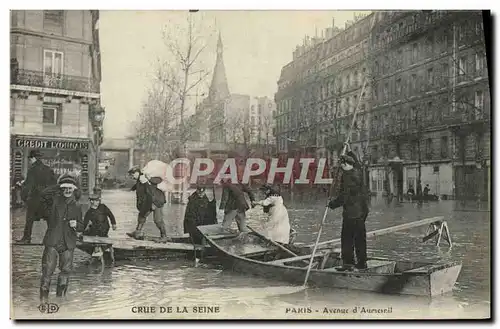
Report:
14,142,373,302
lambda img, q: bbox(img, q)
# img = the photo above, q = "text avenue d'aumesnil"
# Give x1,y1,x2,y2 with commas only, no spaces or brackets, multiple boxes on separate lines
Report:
154,157,339,185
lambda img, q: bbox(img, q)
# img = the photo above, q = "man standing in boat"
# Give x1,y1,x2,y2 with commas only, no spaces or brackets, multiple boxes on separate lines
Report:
219,178,255,234
328,143,369,271
127,166,169,242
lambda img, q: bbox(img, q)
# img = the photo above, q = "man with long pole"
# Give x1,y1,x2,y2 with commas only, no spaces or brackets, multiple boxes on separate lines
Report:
327,143,369,271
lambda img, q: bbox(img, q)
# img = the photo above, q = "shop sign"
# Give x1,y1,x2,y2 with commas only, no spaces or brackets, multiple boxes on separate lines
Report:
14,137,89,150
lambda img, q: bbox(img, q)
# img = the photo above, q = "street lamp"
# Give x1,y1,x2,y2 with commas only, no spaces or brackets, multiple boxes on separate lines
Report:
91,105,106,125
90,105,105,194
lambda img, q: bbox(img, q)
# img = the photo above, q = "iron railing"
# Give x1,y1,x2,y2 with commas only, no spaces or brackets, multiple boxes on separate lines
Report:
11,69,99,93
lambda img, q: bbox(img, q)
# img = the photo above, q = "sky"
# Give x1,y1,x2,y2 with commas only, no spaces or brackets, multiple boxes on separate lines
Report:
99,10,369,139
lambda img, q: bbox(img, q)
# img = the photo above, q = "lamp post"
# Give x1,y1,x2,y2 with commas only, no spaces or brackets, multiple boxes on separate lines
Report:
91,105,105,194
475,156,487,206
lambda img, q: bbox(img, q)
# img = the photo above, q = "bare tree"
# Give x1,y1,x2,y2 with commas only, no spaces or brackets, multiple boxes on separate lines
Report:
133,65,181,162
259,109,275,155
132,12,213,162
161,13,212,154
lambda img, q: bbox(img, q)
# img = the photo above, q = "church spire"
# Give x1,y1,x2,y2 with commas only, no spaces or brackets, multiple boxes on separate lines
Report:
208,31,230,103
217,31,223,56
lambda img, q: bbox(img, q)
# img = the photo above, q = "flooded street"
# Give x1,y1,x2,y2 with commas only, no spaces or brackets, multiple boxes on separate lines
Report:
11,189,490,319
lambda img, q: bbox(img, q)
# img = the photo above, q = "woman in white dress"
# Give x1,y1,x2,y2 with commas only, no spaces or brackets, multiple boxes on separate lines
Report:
252,185,291,244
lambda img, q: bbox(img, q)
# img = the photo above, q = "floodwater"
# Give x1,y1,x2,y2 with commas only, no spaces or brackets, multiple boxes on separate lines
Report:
10,189,490,319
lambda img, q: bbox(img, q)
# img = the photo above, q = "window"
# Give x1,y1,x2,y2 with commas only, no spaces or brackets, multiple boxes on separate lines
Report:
396,78,402,94
426,138,433,159
397,49,403,68
410,141,417,160
383,83,389,102
412,43,418,63
442,63,449,85
43,50,63,76
42,104,61,125
410,106,417,121
427,102,433,121
383,143,389,157
458,56,467,76
411,74,417,92
475,90,484,111
353,95,358,109
427,67,434,85
476,21,483,35
442,33,449,53
441,136,449,158
372,145,379,162
428,36,434,55
458,24,465,40
354,70,358,87
43,10,64,33
475,53,485,73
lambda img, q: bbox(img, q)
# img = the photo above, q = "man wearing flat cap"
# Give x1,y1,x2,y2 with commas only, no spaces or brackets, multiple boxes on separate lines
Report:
127,166,168,241
17,150,57,244
328,143,370,272
39,173,85,301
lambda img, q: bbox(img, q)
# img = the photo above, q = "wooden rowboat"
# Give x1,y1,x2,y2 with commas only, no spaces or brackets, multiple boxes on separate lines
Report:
197,224,462,297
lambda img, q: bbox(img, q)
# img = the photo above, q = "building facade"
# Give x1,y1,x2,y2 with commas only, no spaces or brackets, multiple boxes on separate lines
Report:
368,10,490,200
274,14,374,168
10,10,105,200
274,11,490,201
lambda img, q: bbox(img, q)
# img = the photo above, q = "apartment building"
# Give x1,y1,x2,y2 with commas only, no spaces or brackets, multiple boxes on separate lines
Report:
368,10,490,200
10,10,105,198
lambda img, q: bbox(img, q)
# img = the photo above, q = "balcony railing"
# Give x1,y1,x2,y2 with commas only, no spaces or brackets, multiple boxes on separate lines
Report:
11,69,100,93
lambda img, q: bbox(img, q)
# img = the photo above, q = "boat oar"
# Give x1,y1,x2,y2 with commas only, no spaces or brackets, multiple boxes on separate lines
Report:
246,225,311,265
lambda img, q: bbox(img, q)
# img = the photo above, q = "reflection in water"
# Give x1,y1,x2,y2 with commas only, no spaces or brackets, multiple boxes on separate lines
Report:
11,190,490,319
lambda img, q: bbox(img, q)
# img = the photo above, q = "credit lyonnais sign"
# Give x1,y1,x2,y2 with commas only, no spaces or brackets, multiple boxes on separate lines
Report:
15,137,89,150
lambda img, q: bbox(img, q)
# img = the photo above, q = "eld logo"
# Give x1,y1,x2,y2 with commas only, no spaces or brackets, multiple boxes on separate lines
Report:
38,303,59,314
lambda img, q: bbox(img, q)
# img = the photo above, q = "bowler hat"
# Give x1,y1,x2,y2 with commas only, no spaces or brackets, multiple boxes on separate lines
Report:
29,150,42,159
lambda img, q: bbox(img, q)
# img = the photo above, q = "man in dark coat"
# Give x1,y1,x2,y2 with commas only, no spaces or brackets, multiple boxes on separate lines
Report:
39,174,85,302
83,193,116,237
126,166,168,241
17,150,57,244
219,179,255,233
328,144,369,271
183,186,216,244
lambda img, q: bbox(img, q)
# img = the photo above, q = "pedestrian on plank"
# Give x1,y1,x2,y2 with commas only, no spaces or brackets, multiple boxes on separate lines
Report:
327,143,370,272
83,193,117,256
39,173,85,301
127,166,169,242
219,178,256,234
17,150,57,244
